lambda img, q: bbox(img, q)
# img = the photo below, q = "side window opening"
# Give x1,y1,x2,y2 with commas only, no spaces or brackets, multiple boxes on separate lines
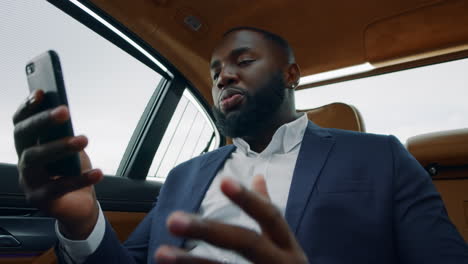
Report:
148,89,219,181
295,58,468,143
1,0,221,180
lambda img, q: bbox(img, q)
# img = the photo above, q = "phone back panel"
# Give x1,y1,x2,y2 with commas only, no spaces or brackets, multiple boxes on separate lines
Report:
25,51,81,177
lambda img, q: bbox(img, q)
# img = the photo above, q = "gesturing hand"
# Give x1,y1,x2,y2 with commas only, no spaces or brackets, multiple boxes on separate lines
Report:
155,175,309,264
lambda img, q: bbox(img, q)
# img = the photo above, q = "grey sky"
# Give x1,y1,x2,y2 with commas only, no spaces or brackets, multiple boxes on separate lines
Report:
295,59,468,142
1,0,161,172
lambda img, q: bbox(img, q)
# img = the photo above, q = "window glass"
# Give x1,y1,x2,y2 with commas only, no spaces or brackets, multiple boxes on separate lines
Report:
0,0,163,175
295,58,468,143
148,89,219,181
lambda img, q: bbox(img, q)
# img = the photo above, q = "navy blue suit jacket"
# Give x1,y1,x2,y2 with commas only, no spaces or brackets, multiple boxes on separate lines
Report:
58,122,468,263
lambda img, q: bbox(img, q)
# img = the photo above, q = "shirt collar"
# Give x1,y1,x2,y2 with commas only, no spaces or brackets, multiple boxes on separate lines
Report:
233,113,308,155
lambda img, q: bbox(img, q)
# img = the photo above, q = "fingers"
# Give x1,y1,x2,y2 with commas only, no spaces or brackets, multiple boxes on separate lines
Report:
79,151,92,171
166,212,279,263
14,105,70,155
251,174,270,200
12,89,44,124
18,136,87,190
220,178,298,249
19,136,87,173
25,168,103,208
155,245,220,264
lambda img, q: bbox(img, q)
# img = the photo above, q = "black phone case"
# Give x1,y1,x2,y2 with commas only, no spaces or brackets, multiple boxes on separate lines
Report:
26,50,81,177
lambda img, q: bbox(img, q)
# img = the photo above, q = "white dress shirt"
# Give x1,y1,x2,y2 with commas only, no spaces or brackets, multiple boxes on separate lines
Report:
56,113,308,264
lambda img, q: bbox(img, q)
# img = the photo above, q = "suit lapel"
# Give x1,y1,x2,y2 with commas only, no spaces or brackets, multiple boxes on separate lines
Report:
165,145,235,250
149,146,236,259
185,145,236,213
285,122,335,234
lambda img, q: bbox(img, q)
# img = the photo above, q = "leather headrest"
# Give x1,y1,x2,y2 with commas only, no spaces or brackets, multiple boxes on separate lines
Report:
299,102,365,132
406,128,468,167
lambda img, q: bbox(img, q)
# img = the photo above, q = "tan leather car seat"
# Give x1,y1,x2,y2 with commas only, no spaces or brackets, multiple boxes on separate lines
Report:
406,128,468,242
298,102,366,132
227,102,365,145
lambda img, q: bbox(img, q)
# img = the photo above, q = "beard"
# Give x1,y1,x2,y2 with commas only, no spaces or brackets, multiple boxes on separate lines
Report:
212,71,286,138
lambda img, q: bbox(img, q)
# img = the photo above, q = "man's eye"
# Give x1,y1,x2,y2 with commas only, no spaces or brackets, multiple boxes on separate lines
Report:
213,72,220,80
238,59,255,66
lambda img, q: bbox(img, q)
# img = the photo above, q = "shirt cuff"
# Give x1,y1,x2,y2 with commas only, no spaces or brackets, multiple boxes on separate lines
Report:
55,202,106,264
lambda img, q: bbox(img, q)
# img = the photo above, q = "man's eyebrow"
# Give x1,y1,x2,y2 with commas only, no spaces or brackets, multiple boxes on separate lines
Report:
210,60,221,70
230,46,252,58
210,47,252,69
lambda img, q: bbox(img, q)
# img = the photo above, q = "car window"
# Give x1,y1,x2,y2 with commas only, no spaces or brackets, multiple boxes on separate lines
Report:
0,0,163,175
295,58,468,143
148,89,219,182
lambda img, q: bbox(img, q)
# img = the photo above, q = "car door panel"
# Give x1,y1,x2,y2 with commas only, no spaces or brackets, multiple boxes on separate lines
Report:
0,163,161,263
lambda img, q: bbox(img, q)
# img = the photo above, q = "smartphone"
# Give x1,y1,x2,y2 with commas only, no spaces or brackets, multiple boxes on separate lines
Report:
25,50,81,177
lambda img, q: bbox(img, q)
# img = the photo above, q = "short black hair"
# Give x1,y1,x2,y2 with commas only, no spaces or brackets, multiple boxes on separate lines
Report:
223,26,296,63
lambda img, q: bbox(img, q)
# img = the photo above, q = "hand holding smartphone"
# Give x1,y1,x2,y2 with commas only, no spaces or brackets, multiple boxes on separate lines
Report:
13,51,102,239
25,50,81,177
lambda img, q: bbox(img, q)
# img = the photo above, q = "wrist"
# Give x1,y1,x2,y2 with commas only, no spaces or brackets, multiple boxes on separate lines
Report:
58,201,99,240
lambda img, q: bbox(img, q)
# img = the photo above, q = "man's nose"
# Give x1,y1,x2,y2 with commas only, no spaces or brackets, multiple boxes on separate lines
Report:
217,68,239,89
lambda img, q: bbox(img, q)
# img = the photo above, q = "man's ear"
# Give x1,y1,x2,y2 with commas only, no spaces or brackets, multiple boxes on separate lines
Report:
284,63,301,90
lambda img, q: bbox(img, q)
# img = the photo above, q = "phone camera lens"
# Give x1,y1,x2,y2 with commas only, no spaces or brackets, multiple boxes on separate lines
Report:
26,63,35,75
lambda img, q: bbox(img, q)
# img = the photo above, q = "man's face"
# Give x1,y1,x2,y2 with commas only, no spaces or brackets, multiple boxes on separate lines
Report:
210,30,287,138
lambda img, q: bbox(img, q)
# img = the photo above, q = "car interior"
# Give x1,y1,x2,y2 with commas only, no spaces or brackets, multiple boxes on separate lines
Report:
0,0,467,263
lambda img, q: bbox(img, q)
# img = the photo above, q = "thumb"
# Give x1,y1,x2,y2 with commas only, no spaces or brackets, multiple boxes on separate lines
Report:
251,174,270,201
